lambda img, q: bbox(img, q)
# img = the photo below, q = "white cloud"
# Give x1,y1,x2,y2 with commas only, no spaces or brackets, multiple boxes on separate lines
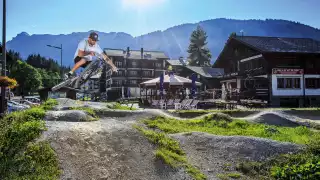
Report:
121,0,167,10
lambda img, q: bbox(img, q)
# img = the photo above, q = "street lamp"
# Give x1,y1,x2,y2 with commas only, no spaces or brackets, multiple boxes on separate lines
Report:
47,44,63,78
1,0,6,114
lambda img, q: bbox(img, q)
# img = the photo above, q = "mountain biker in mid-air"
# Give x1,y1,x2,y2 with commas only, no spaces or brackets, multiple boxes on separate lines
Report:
64,32,118,79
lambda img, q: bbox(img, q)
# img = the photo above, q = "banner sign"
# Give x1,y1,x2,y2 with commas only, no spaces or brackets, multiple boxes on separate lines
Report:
272,68,303,75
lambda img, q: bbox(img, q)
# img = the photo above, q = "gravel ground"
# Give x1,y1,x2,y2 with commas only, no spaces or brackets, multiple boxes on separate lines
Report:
41,117,192,180
171,132,302,180
40,98,315,180
54,98,114,110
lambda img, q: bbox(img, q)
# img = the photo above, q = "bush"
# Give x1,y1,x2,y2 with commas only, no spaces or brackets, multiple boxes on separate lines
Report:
4,141,61,180
270,154,320,179
0,99,60,179
40,98,58,110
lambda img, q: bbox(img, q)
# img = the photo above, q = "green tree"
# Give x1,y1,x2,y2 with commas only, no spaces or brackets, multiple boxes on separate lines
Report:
38,68,60,88
10,60,42,95
187,25,212,67
229,32,237,38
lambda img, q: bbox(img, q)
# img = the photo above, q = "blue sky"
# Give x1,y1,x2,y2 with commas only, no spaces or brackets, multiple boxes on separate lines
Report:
0,0,320,41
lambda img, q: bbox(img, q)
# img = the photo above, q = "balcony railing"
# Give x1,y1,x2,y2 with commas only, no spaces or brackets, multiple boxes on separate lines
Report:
126,64,141,68
126,72,141,77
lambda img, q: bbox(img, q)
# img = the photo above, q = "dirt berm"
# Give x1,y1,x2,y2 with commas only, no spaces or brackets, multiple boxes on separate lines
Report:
40,98,303,180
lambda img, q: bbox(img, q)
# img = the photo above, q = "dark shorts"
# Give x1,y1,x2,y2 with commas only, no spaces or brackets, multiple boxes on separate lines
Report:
74,56,91,68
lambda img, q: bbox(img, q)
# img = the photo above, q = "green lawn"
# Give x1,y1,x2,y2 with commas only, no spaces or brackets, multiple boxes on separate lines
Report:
143,115,320,145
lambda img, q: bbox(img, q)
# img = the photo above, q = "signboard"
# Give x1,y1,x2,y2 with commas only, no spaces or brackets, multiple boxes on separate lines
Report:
272,68,304,75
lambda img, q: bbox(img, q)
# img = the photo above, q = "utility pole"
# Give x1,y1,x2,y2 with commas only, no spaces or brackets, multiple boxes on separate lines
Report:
47,44,63,78
1,0,7,114
60,44,63,73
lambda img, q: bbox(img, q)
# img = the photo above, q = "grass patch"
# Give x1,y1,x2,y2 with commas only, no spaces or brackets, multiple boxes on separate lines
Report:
236,148,320,179
217,173,242,180
107,102,138,110
227,172,241,179
143,115,320,145
142,114,320,179
0,99,61,179
40,98,58,110
134,125,206,180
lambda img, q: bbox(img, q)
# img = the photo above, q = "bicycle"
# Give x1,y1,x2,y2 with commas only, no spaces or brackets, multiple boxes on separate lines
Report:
52,54,116,92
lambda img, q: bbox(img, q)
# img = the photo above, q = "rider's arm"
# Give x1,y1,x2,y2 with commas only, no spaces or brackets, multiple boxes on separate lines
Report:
101,53,118,71
77,40,86,57
96,45,118,72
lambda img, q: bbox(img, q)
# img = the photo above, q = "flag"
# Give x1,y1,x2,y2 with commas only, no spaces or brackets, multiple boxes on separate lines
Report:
191,73,197,99
160,73,164,99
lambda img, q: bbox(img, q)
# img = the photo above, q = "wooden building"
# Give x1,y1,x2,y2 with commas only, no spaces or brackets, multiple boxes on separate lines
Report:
166,59,224,92
104,47,168,100
213,35,320,107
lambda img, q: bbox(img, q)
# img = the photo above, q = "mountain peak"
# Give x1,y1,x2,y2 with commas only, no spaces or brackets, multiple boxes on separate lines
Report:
17,32,30,37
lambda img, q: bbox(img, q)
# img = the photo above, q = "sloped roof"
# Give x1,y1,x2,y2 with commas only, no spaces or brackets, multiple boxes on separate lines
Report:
185,66,224,78
234,36,320,53
166,60,183,66
104,48,169,60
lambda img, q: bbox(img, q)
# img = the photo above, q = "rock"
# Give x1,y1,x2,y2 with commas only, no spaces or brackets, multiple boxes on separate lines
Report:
44,110,94,122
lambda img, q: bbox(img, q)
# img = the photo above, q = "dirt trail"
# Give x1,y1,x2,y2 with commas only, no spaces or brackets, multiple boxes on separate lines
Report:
171,132,301,180
42,117,192,180
40,98,315,180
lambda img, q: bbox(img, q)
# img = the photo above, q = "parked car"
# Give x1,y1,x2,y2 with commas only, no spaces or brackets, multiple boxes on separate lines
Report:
9,100,31,109
19,99,40,107
25,97,41,103
7,102,26,112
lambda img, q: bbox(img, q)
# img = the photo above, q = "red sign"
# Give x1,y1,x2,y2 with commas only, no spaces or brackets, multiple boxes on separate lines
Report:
272,68,304,75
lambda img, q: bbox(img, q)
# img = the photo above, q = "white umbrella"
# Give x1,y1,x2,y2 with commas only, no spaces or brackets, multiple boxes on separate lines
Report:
140,74,201,87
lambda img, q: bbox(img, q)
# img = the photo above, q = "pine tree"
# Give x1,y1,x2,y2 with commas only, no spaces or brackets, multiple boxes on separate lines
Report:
229,32,237,38
187,25,212,66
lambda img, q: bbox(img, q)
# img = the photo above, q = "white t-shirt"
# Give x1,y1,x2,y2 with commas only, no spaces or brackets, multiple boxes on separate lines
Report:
74,38,104,59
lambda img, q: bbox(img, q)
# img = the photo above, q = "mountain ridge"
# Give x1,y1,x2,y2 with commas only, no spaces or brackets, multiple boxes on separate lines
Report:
7,18,320,66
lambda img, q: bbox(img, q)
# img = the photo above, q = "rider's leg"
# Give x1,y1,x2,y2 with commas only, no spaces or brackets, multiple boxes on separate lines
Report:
65,56,89,79
71,59,87,73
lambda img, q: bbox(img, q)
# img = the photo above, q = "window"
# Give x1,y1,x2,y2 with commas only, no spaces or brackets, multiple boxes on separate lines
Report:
294,78,300,88
132,61,137,67
143,71,151,76
116,71,123,76
277,78,284,88
129,80,137,84
155,63,162,68
115,61,123,67
306,78,320,89
277,78,300,89
113,80,119,85
129,71,138,76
